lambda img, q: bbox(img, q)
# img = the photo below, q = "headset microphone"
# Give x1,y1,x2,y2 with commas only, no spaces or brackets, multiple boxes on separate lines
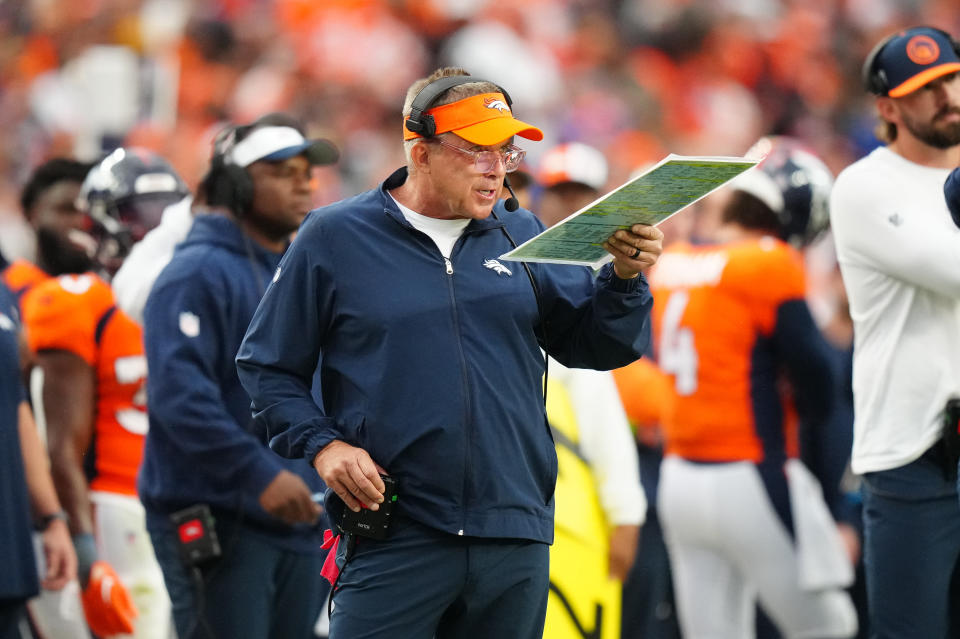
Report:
503,176,519,212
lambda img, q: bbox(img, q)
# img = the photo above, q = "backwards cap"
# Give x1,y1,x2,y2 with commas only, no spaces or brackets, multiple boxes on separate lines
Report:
404,92,543,146
867,26,960,97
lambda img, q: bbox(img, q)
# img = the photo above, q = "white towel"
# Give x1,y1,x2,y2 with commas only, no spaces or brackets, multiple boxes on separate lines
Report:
785,459,854,590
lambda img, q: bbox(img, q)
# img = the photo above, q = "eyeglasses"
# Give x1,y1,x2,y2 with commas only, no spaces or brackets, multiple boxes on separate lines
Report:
430,138,526,173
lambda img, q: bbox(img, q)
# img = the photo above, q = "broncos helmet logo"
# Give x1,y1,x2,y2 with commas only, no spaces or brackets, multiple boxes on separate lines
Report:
483,259,513,276
483,98,511,114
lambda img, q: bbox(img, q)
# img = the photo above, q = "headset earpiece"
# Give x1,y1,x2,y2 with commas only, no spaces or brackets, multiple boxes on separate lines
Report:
202,124,255,216
405,74,513,139
862,35,892,95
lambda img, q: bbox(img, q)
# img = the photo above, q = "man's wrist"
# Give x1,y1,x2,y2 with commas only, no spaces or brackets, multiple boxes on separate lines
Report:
305,432,339,467
36,509,68,532
612,263,641,280
72,532,97,588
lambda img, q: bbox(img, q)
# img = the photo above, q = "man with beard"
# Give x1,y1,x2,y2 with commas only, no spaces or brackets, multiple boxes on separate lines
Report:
16,151,187,639
2,159,93,305
831,26,960,638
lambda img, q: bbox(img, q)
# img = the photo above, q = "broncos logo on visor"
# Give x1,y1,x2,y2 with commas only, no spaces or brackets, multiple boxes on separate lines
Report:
484,98,510,114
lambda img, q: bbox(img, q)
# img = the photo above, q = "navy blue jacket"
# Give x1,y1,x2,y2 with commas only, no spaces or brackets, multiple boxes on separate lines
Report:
139,214,325,552
236,168,653,543
0,282,39,598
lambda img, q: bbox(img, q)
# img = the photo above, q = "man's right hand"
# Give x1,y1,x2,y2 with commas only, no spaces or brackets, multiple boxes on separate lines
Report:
312,440,386,512
258,470,322,525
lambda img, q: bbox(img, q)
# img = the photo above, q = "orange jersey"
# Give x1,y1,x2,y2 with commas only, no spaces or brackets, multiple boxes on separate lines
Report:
649,238,805,463
2,259,50,302
21,273,146,495
612,358,673,429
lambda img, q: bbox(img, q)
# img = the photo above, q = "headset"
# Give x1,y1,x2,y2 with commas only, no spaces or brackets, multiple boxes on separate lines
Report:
862,26,960,95
200,123,258,217
406,73,547,400
405,75,522,211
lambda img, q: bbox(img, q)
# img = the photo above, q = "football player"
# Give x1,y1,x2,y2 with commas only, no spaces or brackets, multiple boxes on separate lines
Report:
21,149,186,639
650,137,858,638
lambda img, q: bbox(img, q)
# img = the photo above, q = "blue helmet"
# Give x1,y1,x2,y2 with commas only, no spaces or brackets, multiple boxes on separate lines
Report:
78,147,189,245
77,148,189,273
735,136,834,248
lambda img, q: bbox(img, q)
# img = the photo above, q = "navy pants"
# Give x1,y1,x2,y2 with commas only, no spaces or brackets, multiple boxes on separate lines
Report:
330,516,550,639
0,599,26,639
147,511,327,639
861,444,960,639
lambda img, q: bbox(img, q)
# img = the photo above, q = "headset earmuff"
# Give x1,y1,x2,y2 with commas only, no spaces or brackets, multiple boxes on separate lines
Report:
203,124,255,217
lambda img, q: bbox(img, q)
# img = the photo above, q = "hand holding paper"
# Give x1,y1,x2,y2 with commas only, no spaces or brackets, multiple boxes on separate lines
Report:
501,154,758,269
604,224,664,278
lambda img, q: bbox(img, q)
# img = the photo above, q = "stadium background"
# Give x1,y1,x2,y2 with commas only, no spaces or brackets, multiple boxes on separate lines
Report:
0,0,957,261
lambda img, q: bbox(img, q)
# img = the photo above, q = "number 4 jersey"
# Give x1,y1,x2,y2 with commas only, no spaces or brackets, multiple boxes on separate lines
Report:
650,237,816,464
21,273,146,496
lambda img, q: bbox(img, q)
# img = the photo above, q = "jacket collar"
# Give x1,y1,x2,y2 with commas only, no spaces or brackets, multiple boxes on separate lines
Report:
379,167,506,234
183,212,285,266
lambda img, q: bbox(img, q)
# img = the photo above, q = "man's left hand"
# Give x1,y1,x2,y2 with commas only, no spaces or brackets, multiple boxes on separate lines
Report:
603,224,664,279
41,518,76,590
608,524,641,582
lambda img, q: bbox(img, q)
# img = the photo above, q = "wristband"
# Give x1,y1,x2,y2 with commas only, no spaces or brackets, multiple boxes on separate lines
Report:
72,533,98,588
36,509,68,531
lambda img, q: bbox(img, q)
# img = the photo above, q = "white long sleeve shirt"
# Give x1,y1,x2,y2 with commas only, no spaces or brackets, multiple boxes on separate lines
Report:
112,196,193,325
549,359,647,526
830,146,960,474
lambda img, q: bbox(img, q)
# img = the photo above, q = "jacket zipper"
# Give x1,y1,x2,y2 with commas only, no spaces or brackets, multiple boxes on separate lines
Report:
444,245,473,536
395,211,475,536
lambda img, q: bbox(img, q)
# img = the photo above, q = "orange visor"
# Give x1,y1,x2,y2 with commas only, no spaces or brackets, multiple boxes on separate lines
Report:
403,92,544,145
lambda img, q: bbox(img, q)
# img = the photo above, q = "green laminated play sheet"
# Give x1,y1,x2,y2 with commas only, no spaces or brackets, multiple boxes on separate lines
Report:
499,154,758,269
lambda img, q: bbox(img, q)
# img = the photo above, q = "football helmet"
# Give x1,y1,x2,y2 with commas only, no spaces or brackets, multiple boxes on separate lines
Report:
735,136,834,247
78,148,189,272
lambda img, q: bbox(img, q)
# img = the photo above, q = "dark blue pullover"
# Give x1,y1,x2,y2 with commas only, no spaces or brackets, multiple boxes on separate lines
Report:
237,168,654,544
139,214,325,552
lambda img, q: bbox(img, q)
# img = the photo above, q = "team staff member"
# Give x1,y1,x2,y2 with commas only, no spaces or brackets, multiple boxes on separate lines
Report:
652,138,857,638
237,67,662,639
139,113,339,639
831,25,960,638
0,281,76,639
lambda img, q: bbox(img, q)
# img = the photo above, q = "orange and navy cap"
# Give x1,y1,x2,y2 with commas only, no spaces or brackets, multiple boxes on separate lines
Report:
868,26,960,97
403,92,544,146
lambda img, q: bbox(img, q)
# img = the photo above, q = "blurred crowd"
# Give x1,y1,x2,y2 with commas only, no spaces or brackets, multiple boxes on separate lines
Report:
1,0,959,260
3,2,960,637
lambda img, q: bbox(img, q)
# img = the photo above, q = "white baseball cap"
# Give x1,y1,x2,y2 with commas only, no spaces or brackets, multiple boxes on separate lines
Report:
537,142,608,191
228,125,339,168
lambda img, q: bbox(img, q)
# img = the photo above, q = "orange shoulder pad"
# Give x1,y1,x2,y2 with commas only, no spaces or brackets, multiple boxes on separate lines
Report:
21,274,114,365
1,259,49,299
